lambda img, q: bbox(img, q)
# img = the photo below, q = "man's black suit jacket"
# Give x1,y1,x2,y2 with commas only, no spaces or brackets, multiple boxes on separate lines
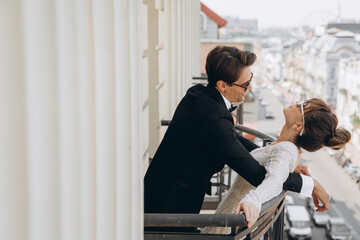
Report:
144,84,302,214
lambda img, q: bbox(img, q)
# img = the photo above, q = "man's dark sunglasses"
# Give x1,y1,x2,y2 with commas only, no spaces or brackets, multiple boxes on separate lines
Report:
233,73,253,90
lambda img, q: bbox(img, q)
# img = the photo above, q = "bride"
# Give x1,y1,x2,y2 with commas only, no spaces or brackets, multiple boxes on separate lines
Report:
203,98,351,234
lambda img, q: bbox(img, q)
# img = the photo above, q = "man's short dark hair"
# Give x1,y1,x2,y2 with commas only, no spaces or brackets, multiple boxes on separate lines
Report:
205,46,257,86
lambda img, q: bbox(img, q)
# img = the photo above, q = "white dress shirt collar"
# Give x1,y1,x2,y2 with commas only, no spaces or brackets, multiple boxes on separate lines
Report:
220,93,232,110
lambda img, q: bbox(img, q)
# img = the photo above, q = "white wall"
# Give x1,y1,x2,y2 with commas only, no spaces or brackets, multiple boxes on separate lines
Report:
0,0,200,240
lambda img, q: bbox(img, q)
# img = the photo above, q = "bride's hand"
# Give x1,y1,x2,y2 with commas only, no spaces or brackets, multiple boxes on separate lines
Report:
235,202,259,228
294,164,311,176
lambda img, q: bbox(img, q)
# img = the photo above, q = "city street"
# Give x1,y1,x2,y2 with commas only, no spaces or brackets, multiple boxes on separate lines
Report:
244,86,360,239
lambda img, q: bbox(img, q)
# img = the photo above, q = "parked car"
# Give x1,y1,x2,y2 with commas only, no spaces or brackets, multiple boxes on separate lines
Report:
325,217,354,240
265,111,274,119
349,169,360,180
310,210,330,227
340,157,352,168
344,164,359,175
325,148,338,157
285,195,295,205
356,176,360,184
260,100,269,106
286,205,312,240
306,197,315,210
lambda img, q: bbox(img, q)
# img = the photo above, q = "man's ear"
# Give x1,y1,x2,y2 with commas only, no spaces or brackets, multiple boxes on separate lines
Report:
216,80,227,92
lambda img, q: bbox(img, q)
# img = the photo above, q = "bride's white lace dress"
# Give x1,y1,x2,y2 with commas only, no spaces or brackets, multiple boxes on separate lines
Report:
203,141,299,234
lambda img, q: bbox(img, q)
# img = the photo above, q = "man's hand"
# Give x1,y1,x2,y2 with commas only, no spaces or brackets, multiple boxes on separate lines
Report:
294,164,311,176
235,202,260,228
312,179,330,212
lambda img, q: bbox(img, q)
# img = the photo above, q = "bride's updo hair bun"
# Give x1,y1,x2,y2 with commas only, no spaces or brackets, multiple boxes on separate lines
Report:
295,98,351,152
324,127,351,150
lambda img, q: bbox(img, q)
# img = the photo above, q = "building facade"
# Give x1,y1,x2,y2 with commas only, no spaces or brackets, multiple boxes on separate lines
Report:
200,2,227,39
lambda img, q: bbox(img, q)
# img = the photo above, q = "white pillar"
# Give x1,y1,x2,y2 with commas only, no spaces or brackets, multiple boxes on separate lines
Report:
76,0,96,239
129,0,142,238
22,0,60,239
176,1,183,100
114,0,131,239
92,0,116,239
55,0,80,239
170,0,178,113
194,1,201,77
0,1,28,240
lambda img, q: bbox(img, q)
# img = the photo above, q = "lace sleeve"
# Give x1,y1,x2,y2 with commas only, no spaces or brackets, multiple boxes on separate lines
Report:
240,143,297,211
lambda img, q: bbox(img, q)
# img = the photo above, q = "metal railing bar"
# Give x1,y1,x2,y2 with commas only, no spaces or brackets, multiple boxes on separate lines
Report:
232,191,287,239
144,191,287,228
144,214,247,228
258,191,286,218
145,232,234,240
211,182,230,190
273,207,285,239
251,200,285,240
192,76,208,80
234,199,277,239
234,124,276,142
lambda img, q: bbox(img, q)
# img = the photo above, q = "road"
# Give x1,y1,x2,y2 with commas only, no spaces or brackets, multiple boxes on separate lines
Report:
244,86,360,239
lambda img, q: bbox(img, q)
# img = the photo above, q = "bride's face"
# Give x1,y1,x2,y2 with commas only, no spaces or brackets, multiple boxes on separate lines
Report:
283,103,304,127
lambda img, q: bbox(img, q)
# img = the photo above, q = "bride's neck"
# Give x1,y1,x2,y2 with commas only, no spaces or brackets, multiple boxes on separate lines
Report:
276,126,295,143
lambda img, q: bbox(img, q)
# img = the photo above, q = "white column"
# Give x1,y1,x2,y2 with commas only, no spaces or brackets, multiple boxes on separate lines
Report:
170,0,178,113
55,0,80,240
92,0,116,239
176,1,183,100
114,0,131,239
190,0,194,77
194,1,201,77
129,0,143,238
22,0,60,239
182,1,186,92
76,0,96,239
164,0,171,118
183,0,188,88
0,1,28,240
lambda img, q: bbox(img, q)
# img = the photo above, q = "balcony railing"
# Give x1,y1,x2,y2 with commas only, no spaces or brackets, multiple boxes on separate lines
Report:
145,120,285,239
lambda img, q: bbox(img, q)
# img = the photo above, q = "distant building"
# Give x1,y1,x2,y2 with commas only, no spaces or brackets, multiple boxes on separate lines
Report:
327,22,360,34
200,2,227,39
225,17,258,32
338,58,360,126
301,29,360,109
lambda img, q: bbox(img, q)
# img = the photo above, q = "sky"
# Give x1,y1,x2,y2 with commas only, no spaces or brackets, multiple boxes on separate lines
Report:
201,0,360,29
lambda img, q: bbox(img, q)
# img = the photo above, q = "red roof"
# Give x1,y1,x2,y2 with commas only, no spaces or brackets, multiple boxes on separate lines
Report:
200,2,227,28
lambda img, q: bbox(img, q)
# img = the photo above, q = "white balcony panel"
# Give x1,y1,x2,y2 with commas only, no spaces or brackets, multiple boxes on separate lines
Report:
76,0,96,239
23,0,61,239
0,1,28,240
93,0,116,239
142,4,148,52
56,0,81,240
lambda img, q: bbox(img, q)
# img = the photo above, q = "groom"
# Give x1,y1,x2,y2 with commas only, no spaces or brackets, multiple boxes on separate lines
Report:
144,46,329,227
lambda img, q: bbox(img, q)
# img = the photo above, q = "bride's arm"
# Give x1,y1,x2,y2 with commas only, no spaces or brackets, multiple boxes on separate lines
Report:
239,144,296,211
